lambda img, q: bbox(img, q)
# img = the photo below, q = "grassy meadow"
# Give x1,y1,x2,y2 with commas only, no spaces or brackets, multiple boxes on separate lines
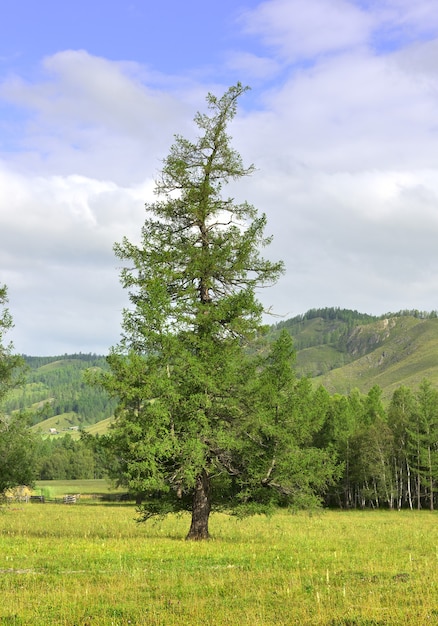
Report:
0,491,437,625
33,478,124,499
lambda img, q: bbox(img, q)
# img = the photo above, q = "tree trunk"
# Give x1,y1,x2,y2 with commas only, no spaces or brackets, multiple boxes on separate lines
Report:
428,446,434,511
186,470,211,540
406,461,413,510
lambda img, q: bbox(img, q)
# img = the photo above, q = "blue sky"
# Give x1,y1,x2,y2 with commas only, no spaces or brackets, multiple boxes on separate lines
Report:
1,0,438,355
2,1,256,75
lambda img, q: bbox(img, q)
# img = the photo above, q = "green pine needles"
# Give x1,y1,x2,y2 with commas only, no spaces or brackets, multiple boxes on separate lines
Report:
96,84,337,539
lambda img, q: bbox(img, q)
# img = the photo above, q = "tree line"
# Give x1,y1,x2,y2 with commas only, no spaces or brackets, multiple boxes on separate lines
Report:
34,434,106,480
314,381,438,510
79,374,438,512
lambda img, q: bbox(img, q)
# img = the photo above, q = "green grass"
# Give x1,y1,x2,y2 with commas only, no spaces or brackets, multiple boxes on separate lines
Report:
85,415,115,436
296,344,348,377
31,412,80,436
0,505,437,625
32,415,114,439
34,479,122,497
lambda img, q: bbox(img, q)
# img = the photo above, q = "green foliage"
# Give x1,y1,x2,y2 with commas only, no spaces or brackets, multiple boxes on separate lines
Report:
0,412,37,492
0,285,25,403
315,378,438,510
236,331,338,510
4,354,117,428
0,285,37,492
34,434,101,480
406,380,438,509
92,85,340,537
276,307,377,338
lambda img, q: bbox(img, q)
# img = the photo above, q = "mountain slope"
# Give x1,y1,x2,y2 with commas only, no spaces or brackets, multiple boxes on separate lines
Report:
314,317,438,398
276,310,438,399
4,354,116,431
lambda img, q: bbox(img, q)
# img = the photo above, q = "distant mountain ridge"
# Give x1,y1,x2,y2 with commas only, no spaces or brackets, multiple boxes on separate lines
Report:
271,308,438,399
4,309,438,434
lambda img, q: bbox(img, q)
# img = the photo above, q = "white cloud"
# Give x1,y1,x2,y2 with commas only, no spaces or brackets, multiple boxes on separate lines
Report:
0,165,151,260
3,50,183,131
369,0,438,42
228,14,438,319
235,41,438,176
240,0,373,63
0,163,154,353
225,50,281,80
0,50,193,184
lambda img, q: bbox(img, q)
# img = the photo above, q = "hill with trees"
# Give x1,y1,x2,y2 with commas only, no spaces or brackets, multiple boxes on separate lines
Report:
271,307,438,398
3,354,116,434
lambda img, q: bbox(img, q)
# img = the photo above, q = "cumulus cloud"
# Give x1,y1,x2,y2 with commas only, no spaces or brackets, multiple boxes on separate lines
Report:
0,163,154,353
369,0,438,45
235,42,438,175
0,50,192,184
228,2,438,318
240,0,373,62
0,51,217,354
0,166,151,259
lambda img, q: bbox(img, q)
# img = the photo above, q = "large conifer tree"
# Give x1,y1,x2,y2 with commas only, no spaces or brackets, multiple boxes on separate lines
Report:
98,84,334,538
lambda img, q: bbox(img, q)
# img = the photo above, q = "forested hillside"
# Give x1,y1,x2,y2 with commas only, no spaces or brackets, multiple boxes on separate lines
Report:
3,354,116,433
272,308,438,398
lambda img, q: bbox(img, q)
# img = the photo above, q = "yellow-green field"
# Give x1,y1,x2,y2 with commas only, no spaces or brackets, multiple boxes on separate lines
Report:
0,497,437,625
34,479,124,498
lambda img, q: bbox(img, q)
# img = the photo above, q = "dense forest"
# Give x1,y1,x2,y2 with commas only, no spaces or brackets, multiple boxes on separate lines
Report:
35,434,104,480
314,379,438,510
3,354,117,428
